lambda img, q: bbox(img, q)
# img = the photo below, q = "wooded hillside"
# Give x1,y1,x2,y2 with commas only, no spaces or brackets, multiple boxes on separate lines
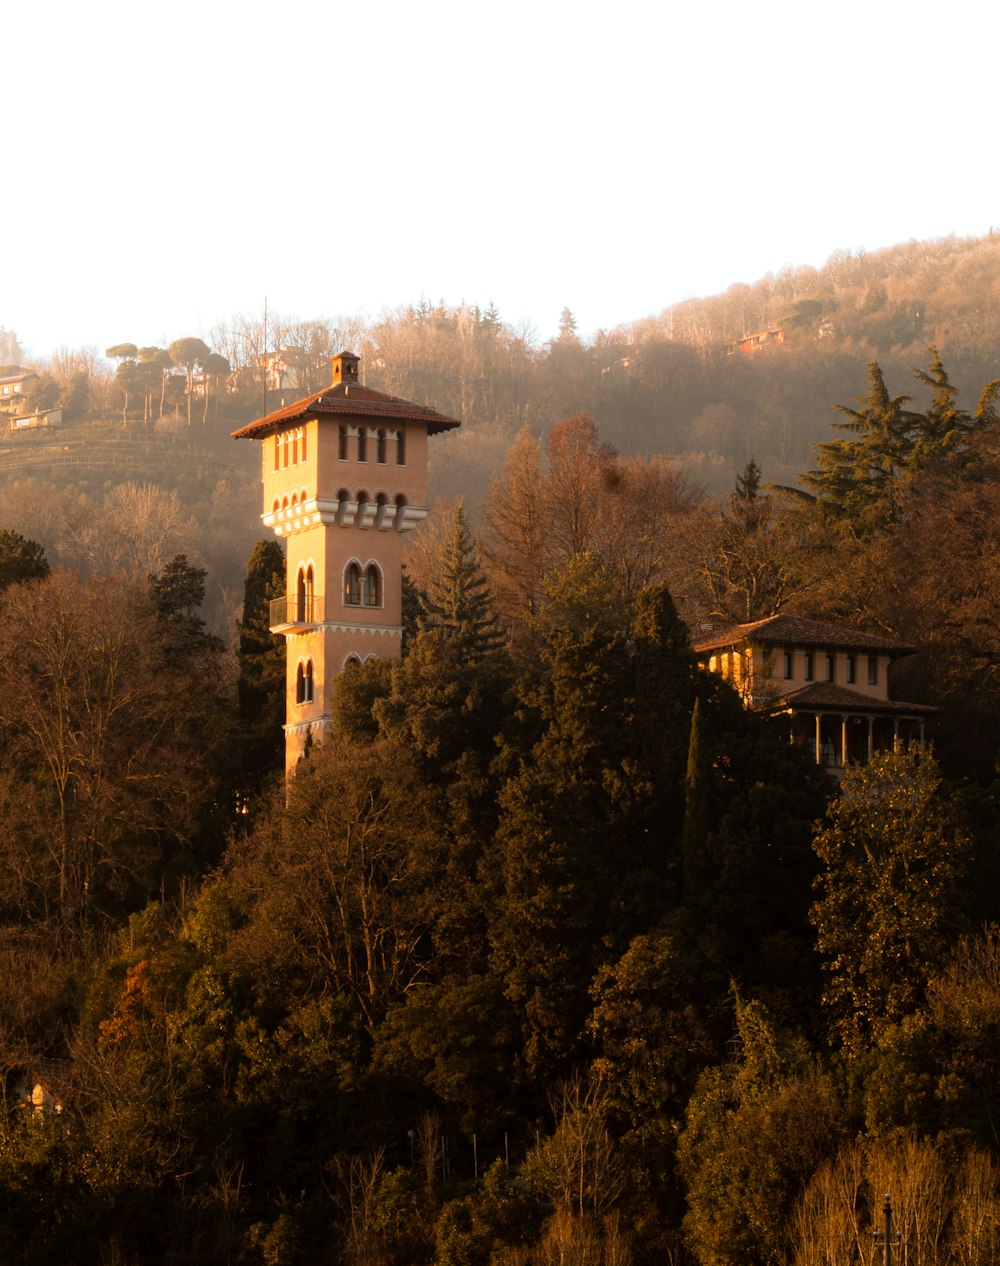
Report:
1,232,999,1265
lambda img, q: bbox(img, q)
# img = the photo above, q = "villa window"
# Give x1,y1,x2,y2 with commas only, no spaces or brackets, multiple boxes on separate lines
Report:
868,656,878,686
825,653,835,682
804,652,814,682
782,651,793,680
847,654,856,684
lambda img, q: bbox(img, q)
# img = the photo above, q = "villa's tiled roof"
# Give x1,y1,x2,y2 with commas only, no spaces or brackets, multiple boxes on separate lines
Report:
692,613,913,656
781,682,936,715
232,381,461,439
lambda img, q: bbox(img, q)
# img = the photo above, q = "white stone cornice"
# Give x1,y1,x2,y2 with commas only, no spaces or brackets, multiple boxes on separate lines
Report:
262,500,429,535
398,506,428,532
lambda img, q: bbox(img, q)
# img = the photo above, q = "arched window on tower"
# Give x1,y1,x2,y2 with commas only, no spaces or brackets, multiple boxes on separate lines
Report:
296,660,315,704
295,564,314,622
300,427,307,463
345,562,362,606
357,428,368,462
396,426,406,465
363,564,382,607
338,425,348,460
376,429,386,463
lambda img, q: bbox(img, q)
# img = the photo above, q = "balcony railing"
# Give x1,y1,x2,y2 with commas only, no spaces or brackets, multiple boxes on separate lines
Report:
270,593,325,632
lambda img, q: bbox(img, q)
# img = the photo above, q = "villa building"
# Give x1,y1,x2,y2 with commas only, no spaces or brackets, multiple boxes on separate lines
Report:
692,613,935,774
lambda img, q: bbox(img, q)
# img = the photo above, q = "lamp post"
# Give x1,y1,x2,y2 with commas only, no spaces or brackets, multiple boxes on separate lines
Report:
873,1193,902,1266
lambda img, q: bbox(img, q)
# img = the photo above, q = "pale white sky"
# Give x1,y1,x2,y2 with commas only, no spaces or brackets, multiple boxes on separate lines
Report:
6,0,998,360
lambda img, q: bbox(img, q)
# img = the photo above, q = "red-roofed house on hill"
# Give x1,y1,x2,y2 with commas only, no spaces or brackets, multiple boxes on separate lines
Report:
692,614,934,775
233,351,460,775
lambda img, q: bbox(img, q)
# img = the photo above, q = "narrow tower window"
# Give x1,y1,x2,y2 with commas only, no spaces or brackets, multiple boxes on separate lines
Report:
363,564,382,607
345,563,362,605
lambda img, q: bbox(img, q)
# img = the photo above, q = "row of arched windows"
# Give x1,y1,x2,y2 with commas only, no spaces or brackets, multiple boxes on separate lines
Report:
293,558,384,615
274,428,306,470
273,488,310,515
338,424,405,465
272,490,408,518
295,653,380,707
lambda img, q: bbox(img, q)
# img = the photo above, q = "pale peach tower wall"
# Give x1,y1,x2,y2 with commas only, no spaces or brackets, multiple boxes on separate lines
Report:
233,351,459,775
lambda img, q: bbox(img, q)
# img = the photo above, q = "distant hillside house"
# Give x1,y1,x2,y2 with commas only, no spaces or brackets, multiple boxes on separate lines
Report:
692,613,935,775
10,408,61,432
7,1059,72,1117
0,370,38,414
727,328,785,356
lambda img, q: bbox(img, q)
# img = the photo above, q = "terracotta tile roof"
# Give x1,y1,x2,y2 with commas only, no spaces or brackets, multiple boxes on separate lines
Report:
691,613,913,656
232,381,461,440
780,681,937,716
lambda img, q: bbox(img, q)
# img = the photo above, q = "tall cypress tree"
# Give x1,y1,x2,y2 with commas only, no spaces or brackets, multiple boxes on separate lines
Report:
235,539,286,799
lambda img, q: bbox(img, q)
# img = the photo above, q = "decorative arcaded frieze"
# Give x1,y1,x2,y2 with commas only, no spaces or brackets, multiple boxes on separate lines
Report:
284,714,333,736
322,623,401,639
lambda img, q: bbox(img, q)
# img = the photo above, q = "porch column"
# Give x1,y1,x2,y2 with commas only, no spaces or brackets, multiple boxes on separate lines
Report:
841,716,848,768
815,714,822,765
867,716,874,761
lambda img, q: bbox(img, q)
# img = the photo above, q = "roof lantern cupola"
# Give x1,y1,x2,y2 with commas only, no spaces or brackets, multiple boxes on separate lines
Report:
331,351,360,386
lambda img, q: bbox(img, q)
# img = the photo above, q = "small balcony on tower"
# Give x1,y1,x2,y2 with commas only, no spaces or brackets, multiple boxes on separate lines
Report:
270,593,326,633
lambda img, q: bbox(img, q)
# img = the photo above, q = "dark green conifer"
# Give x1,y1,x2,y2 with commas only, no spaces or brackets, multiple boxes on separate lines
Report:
0,529,49,590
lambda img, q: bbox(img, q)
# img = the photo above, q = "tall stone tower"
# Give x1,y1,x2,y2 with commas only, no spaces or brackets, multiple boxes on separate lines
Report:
233,351,460,774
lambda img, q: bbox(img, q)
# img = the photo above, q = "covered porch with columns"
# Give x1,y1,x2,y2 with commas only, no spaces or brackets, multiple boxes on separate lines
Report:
781,683,936,777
